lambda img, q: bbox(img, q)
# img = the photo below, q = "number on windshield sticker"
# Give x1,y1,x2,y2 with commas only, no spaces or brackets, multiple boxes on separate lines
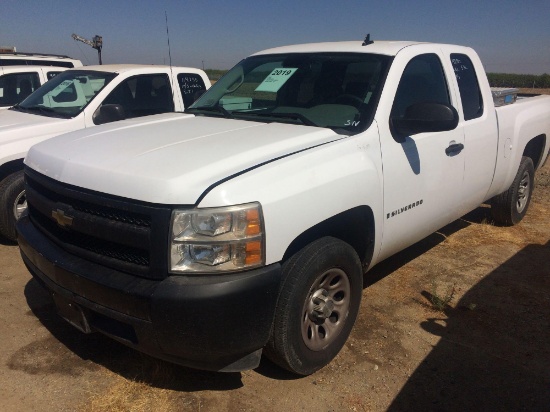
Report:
255,68,298,93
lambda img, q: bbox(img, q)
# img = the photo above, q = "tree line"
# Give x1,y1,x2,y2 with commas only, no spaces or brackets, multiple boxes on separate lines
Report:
204,69,227,81
488,73,550,88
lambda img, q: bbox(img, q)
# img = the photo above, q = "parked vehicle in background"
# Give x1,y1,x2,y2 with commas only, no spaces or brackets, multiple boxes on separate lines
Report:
0,64,211,241
16,39,550,375
0,66,68,110
0,52,82,68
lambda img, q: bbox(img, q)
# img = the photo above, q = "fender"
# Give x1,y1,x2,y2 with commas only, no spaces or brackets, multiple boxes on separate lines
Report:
488,96,550,199
198,124,385,267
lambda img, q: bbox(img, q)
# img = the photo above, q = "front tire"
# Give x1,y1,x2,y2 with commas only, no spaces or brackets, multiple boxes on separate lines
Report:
0,171,26,242
266,237,363,375
491,156,534,226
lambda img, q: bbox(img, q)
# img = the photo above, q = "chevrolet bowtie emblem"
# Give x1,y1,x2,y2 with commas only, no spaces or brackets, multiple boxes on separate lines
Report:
52,209,74,227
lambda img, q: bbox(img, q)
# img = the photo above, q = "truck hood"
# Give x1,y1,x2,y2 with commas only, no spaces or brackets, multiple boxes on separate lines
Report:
0,108,73,148
26,113,342,204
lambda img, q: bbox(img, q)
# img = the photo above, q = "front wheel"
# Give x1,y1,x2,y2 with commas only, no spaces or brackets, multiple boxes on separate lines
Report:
266,237,363,375
491,156,534,226
0,171,26,242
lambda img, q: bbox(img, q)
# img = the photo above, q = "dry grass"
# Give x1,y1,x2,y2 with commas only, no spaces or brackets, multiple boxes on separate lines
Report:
84,377,175,412
81,362,195,412
438,217,526,249
536,167,550,188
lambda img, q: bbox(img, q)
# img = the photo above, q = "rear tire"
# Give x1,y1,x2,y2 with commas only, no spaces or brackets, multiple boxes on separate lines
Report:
491,156,534,226
266,237,363,375
0,171,26,242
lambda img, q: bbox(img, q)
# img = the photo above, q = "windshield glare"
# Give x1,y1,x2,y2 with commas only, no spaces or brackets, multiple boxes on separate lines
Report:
190,53,390,134
18,70,117,118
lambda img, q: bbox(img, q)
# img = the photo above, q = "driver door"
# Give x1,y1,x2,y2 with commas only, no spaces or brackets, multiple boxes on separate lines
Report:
377,51,465,261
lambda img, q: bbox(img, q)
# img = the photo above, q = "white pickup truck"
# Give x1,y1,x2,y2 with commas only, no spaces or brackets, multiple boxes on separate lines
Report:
0,64,210,240
0,66,68,110
17,40,550,375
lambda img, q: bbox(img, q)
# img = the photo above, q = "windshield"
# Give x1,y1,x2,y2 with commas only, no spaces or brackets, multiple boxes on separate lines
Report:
188,52,390,134
15,70,117,118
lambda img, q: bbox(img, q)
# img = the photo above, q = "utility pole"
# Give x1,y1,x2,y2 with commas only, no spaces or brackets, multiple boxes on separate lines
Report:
71,33,103,64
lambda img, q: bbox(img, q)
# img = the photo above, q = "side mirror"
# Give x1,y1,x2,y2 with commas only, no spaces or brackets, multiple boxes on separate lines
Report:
391,102,459,141
93,104,126,125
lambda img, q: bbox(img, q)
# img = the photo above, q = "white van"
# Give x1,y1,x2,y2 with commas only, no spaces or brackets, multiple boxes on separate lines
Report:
0,52,82,68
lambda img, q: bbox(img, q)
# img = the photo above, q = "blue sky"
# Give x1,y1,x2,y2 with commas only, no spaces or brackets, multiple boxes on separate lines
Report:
2,0,549,74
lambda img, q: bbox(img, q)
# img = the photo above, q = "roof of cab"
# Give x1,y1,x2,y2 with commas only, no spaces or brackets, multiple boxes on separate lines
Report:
0,65,69,74
252,40,424,57
65,64,206,74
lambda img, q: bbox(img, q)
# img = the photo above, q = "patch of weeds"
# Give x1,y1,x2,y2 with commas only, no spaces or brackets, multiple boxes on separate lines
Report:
429,281,456,312
535,171,550,187
480,217,493,225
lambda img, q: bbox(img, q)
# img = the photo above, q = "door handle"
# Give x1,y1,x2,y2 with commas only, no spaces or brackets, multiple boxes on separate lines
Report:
445,142,464,156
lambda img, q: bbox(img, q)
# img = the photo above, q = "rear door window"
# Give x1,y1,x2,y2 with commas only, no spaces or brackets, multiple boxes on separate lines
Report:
178,73,207,108
451,54,483,120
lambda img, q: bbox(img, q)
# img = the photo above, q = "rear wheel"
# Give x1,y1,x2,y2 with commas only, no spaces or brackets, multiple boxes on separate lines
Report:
0,171,26,242
266,237,363,375
491,156,534,226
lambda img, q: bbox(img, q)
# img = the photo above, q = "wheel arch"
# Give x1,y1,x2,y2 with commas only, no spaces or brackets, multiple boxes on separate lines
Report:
282,205,375,270
522,134,546,170
0,158,24,183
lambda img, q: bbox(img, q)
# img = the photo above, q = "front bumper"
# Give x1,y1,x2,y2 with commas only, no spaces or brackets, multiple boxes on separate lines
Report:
17,215,282,372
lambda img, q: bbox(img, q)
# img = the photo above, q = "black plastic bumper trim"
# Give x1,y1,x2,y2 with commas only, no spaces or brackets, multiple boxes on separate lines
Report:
17,214,283,371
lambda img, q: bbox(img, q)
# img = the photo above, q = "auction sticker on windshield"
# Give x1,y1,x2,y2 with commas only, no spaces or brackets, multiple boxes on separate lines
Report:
50,80,73,97
255,68,298,92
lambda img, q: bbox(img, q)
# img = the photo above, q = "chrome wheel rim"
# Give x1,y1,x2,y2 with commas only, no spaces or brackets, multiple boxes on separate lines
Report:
301,268,350,351
13,190,27,220
516,171,530,213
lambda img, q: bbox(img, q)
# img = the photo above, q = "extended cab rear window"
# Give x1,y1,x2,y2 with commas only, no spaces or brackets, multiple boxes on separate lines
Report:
451,53,483,120
178,73,207,108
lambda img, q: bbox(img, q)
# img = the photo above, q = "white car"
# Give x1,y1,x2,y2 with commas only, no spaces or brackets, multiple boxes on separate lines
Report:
0,64,210,240
0,66,68,110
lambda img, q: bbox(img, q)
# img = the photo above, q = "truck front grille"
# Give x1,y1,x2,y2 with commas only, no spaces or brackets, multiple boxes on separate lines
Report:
24,167,174,279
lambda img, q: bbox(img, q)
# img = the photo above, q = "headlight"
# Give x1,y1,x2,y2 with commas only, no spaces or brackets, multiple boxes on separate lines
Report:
170,202,264,273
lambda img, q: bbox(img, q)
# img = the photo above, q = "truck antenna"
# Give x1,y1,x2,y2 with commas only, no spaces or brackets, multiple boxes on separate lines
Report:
165,11,175,100
165,11,173,69
362,34,374,46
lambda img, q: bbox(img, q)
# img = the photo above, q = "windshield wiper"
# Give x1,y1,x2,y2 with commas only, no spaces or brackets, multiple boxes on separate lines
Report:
187,105,233,119
233,111,317,127
10,105,70,118
9,103,29,112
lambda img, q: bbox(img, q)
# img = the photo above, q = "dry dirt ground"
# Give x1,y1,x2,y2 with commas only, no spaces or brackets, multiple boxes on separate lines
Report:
1,160,549,411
